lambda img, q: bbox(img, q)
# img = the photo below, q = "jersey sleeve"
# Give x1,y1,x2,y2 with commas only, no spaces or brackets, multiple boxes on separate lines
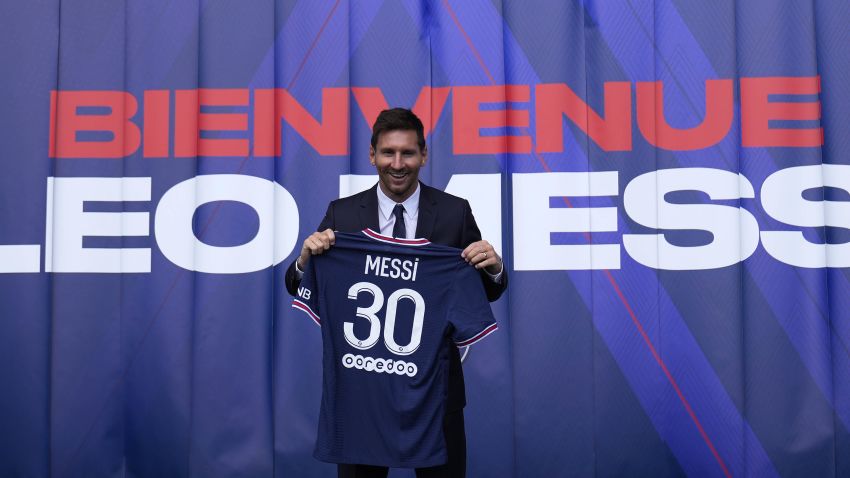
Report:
447,262,498,346
291,259,321,326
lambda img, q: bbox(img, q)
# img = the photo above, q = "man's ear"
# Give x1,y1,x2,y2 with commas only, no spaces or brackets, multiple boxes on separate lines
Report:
369,146,376,165
421,146,428,165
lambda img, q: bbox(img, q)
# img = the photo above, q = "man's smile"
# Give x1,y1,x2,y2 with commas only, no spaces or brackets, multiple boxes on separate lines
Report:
370,130,426,202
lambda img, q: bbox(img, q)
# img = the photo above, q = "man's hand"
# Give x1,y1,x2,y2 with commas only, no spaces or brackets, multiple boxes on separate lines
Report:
461,240,503,276
297,229,336,269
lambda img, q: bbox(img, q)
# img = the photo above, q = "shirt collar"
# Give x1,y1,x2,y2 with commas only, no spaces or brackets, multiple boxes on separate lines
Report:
377,182,420,223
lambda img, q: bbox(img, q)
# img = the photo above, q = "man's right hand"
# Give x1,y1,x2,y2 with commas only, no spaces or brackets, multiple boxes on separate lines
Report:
296,229,336,270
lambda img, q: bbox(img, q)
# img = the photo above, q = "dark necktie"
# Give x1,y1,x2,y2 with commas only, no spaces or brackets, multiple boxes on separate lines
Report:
392,204,406,238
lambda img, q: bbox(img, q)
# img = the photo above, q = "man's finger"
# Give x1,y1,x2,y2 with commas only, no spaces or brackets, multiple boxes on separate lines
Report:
468,249,487,265
316,230,335,249
309,237,325,253
461,245,473,259
462,241,488,260
306,238,319,254
473,255,494,269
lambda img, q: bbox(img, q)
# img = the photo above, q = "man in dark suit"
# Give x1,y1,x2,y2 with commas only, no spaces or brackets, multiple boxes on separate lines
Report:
285,108,506,478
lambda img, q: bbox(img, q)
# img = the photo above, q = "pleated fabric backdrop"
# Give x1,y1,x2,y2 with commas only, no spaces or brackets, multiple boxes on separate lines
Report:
1,0,849,476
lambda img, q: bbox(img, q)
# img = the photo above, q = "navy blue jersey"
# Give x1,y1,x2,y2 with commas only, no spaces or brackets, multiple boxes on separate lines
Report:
292,229,498,467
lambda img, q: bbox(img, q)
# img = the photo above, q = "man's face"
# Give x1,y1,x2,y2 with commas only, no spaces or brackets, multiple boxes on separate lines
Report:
370,129,427,203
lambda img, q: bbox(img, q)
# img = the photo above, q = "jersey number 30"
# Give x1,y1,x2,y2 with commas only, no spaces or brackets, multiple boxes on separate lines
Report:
345,281,424,356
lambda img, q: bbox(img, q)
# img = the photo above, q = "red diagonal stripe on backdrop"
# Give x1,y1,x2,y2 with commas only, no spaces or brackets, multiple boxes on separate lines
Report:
603,270,732,478
287,0,341,89
440,1,732,477
57,1,344,473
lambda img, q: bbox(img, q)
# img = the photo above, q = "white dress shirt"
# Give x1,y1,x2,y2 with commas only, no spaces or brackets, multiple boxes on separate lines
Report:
376,181,420,239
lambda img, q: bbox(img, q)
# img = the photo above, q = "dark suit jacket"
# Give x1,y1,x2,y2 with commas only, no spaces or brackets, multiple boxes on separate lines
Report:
285,182,507,411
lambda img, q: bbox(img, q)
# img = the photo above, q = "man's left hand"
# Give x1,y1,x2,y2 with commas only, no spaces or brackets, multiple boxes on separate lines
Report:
462,240,503,275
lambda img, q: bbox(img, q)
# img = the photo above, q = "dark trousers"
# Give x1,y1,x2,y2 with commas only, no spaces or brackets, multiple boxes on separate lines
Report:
337,409,466,478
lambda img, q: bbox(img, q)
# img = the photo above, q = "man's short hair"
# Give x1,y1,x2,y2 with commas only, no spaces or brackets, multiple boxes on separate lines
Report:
371,108,427,152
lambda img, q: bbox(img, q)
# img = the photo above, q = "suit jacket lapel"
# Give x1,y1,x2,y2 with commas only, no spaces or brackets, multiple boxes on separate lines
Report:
415,182,438,239
359,184,380,231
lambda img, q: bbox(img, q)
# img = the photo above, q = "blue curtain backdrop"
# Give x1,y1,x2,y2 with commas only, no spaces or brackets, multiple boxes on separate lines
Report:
1,0,849,476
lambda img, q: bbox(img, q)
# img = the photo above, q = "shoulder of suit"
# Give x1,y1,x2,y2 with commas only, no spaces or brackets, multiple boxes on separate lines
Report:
419,182,470,207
